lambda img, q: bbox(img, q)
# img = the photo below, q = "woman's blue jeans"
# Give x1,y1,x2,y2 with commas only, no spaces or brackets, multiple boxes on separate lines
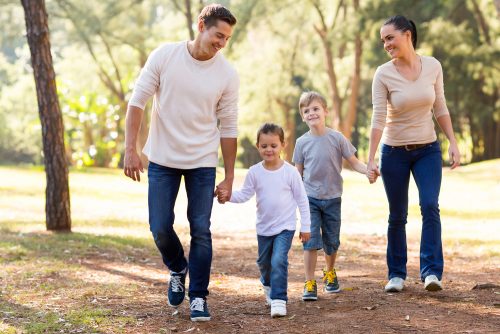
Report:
148,162,215,298
379,141,443,282
257,230,295,301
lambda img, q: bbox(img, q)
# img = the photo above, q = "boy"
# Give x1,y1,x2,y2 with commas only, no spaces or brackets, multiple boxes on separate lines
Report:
293,91,374,300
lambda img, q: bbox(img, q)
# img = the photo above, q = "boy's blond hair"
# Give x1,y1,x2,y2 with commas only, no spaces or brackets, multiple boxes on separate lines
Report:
298,91,327,114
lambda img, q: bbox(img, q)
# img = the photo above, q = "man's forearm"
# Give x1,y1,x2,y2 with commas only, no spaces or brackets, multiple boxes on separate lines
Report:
125,105,144,152
220,137,237,179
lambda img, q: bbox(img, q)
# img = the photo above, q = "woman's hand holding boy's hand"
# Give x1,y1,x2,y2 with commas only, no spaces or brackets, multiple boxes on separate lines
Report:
299,232,311,243
366,161,380,184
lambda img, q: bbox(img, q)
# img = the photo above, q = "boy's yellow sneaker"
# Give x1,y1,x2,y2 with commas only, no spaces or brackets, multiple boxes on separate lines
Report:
323,268,341,293
302,279,318,301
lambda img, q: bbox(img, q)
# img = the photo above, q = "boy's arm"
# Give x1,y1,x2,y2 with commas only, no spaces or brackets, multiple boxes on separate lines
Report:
295,163,304,178
345,154,368,175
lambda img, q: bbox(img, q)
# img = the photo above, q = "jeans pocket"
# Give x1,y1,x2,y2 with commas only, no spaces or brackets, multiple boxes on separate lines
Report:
381,144,394,156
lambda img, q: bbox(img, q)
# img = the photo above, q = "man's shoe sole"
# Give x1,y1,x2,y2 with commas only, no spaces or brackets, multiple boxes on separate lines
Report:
425,282,442,291
191,316,211,322
384,286,403,293
325,287,341,293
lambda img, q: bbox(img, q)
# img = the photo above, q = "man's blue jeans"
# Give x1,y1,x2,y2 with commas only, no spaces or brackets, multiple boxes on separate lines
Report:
148,162,216,298
257,229,295,301
379,141,443,282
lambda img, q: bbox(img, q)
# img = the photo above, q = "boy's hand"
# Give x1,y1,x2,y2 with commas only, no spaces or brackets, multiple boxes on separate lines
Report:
299,232,310,243
367,169,378,184
366,161,380,184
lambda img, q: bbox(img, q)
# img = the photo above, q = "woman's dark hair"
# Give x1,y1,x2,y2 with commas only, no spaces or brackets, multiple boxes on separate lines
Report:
256,123,285,145
384,15,417,48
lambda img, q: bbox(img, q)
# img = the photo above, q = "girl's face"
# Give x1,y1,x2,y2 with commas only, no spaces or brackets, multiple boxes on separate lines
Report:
257,133,284,164
380,24,411,59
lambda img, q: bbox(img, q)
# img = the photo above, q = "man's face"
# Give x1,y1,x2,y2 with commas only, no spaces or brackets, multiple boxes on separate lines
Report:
199,20,233,59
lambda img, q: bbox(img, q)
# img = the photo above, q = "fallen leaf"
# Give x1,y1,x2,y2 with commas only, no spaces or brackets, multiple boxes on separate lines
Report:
363,305,377,310
405,315,410,321
472,283,499,290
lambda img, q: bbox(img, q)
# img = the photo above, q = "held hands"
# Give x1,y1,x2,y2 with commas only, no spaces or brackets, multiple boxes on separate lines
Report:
366,161,381,184
215,179,232,204
124,148,144,182
299,232,311,243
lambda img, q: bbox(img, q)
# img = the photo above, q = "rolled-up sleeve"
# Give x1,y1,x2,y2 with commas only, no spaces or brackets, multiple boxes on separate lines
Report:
128,48,161,110
217,69,239,138
433,60,450,119
371,67,388,130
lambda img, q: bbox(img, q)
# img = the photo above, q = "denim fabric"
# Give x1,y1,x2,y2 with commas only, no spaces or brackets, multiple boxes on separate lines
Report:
379,141,443,281
257,230,295,301
302,197,341,255
148,162,216,298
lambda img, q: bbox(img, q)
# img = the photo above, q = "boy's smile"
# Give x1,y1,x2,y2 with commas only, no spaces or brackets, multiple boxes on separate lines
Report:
301,100,327,130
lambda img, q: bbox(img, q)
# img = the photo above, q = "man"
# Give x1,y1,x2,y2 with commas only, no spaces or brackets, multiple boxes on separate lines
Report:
123,4,238,322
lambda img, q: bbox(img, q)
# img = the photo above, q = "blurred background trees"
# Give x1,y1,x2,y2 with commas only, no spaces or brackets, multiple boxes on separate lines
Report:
1,0,499,168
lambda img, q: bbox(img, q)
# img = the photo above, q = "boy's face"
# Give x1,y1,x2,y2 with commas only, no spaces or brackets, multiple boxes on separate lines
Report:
301,100,327,128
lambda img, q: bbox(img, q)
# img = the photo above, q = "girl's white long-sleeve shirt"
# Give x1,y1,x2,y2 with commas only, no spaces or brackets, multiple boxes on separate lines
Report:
230,161,311,236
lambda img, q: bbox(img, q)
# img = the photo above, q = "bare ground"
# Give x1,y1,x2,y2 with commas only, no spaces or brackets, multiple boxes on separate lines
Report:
3,229,498,334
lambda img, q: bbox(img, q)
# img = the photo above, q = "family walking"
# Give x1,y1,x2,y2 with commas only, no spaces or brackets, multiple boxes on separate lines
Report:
123,3,460,322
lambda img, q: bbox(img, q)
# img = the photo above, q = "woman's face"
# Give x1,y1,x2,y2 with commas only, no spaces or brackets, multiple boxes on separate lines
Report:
380,24,411,59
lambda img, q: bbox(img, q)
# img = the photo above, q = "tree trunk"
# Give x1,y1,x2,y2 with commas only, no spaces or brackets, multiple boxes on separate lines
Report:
342,27,362,140
21,0,71,231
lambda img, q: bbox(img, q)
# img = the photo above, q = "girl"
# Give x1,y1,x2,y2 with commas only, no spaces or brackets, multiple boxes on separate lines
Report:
218,123,310,318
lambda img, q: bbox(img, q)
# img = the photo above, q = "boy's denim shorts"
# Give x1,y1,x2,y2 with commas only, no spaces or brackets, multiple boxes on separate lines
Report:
303,196,341,255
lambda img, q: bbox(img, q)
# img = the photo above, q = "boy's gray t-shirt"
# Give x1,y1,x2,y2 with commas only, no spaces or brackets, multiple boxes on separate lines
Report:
293,128,356,200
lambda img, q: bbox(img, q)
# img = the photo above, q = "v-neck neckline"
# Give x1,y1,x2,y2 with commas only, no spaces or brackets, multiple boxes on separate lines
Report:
392,55,422,82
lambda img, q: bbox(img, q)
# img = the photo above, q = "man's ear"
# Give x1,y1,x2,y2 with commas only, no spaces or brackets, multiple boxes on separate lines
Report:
198,19,205,33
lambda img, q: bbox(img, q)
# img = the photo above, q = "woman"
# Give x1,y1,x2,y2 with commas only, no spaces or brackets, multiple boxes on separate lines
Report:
367,15,460,293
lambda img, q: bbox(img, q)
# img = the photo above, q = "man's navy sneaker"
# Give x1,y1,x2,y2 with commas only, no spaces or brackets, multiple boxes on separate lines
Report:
167,269,186,307
190,297,211,322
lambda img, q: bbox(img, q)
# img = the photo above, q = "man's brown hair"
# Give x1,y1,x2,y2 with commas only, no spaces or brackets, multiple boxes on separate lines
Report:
199,4,237,28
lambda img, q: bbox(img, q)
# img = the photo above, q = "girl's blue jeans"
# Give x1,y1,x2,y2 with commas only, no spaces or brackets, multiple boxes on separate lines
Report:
148,162,215,298
379,141,444,282
257,229,295,301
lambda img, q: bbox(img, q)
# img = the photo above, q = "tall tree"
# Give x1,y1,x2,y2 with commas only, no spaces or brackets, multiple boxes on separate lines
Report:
21,0,71,231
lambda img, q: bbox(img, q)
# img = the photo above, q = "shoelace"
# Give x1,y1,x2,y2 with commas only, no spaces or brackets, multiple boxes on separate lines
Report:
323,270,336,284
305,280,316,292
170,275,184,292
190,298,205,312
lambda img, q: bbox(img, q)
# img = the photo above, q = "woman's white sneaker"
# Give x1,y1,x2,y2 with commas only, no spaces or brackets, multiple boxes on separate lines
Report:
424,275,443,291
384,277,405,292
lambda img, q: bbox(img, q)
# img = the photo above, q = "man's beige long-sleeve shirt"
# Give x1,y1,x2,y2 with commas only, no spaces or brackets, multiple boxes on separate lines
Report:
129,41,239,169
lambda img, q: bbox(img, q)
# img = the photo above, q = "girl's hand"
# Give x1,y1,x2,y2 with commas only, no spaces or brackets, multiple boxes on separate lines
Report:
215,186,229,204
299,232,311,243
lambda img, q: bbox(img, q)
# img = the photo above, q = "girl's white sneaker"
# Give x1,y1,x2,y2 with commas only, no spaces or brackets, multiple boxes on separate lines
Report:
270,299,286,318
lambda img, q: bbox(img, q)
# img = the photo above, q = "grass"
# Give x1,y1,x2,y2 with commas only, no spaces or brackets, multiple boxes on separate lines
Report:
0,160,499,332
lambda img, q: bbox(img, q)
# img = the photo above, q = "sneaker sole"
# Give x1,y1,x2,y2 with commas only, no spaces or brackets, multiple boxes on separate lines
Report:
384,287,403,293
271,313,286,318
191,316,211,322
425,282,442,291
324,288,341,294
168,301,183,308
302,296,318,301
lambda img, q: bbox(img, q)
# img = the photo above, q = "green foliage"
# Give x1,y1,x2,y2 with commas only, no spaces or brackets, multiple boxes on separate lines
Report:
0,0,498,166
